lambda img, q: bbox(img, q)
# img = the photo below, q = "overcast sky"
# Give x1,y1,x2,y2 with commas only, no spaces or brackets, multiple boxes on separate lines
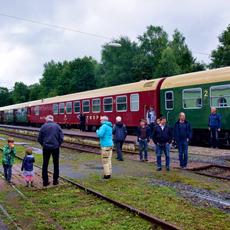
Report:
0,0,229,88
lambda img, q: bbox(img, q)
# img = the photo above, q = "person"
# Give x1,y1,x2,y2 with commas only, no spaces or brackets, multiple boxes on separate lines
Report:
136,119,151,162
38,115,64,186
208,107,221,148
96,116,113,179
146,106,156,135
113,116,127,161
174,112,192,169
21,148,35,187
2,137,16,183
152,116,172,171
79,113,86,132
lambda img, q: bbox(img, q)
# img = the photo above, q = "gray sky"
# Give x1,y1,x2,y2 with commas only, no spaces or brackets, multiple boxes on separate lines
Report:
0,0,229,88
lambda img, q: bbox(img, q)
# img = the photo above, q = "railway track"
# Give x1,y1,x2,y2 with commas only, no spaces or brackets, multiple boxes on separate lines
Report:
0,152,181,230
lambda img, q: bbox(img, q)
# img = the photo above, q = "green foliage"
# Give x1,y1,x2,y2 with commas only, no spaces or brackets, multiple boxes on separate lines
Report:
210,24,230,68
0,87,12,106
11,82,30,103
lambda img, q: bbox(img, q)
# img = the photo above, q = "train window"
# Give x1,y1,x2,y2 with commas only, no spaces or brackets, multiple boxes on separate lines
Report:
130,94,139,111
210,84,230,108
74,101,80,113
183,88,202,109
92,98,101,113
53,104,58,115
59,103,65,114
165,91,174,110
103,97,113,112
116,96,127,112
66,102,72,114
34,106,40,116
83,100,90,113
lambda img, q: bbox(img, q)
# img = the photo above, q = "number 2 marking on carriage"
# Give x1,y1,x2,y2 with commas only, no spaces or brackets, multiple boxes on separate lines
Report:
204,90,208,97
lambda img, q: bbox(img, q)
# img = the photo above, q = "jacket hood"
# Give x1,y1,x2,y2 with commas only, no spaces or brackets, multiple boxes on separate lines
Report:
102,121,113,127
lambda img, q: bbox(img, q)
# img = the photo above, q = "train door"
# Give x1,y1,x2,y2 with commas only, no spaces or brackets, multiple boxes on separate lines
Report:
164,91,174,125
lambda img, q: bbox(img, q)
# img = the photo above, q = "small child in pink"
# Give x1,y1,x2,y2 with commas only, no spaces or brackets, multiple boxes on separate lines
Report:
21,148,35,187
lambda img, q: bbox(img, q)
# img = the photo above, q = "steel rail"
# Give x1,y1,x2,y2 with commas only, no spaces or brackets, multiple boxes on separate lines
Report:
14,154,181,230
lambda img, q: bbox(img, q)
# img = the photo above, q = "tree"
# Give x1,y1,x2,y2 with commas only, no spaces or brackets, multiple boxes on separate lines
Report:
39,60,62,98
210,24,230,68
101,37,140,86
29,83,41,101
11,82,30,103
69,57,97,92
138,26,169,76
155,47,181,77
170,30,194,73
0,87,12,106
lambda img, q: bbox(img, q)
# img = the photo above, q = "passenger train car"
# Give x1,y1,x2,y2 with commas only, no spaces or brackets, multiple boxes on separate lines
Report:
0,67,229,144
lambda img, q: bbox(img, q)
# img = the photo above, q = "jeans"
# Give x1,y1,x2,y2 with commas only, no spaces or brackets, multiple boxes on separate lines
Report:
42,148,60,184
3,164,12,182
139,139,148,160
156,143,170,169
115,141,124,160
178,141,188,168
101,147,113,176
210,127,219,148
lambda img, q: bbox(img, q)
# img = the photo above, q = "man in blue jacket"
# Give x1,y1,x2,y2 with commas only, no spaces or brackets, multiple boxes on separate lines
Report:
38,115,64,186
152,116,172,171
174,112,192,169
96,116,113,179
208,107,221,148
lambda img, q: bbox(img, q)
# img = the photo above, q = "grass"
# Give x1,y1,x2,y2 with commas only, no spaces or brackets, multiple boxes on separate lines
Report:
0,184,152,230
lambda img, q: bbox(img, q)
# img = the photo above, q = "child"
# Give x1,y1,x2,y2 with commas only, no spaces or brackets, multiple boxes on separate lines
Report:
136,119,151,161
21,148,35,187
2,137,16,183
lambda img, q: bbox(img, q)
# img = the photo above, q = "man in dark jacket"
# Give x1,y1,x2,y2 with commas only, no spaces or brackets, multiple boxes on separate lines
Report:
113,116,127,161
136,119,151,161
38,115,64,186
79,113,86,131
174,112,192,169
208,107,221,148
152,116,172,171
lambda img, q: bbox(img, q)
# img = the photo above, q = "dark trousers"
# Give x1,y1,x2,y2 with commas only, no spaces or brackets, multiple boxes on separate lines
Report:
210,127,218,148
178,141,188,168
139,139,148,160
3,164,12,182
156,143,170,169
42,148,60,184
80,122,86,131
115,141,124,160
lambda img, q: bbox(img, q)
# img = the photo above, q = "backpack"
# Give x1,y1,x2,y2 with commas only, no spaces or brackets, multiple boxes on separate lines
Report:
114,124,126,142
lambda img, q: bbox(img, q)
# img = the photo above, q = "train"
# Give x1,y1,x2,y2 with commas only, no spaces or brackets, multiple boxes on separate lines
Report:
0,67,229,145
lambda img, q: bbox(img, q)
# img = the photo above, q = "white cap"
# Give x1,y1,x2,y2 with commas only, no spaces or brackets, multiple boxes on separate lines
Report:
116,116,122,122
100,116,109,121
45,115,54,122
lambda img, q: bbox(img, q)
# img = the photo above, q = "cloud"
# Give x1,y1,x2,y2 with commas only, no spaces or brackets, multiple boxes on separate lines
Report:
0,0,229,87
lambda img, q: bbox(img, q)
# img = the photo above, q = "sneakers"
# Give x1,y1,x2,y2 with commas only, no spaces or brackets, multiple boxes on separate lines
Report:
103,175,111,179
43,182,50,187
156,168,162,171
53,181,59,186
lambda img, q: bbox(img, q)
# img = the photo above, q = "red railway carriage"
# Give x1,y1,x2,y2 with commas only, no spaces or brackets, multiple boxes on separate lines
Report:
27,78,165,128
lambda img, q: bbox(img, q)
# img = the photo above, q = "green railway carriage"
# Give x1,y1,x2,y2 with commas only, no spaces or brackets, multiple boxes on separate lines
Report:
160,67,230,145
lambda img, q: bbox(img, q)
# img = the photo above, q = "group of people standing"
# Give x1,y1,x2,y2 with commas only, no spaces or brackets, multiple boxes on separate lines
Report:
96,106,222,179
1,106,221,185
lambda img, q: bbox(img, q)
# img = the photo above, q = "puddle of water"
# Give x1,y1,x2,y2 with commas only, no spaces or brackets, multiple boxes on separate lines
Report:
0,137,6,141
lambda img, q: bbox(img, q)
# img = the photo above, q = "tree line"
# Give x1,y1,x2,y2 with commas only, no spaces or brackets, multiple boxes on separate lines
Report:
0,24,229,107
